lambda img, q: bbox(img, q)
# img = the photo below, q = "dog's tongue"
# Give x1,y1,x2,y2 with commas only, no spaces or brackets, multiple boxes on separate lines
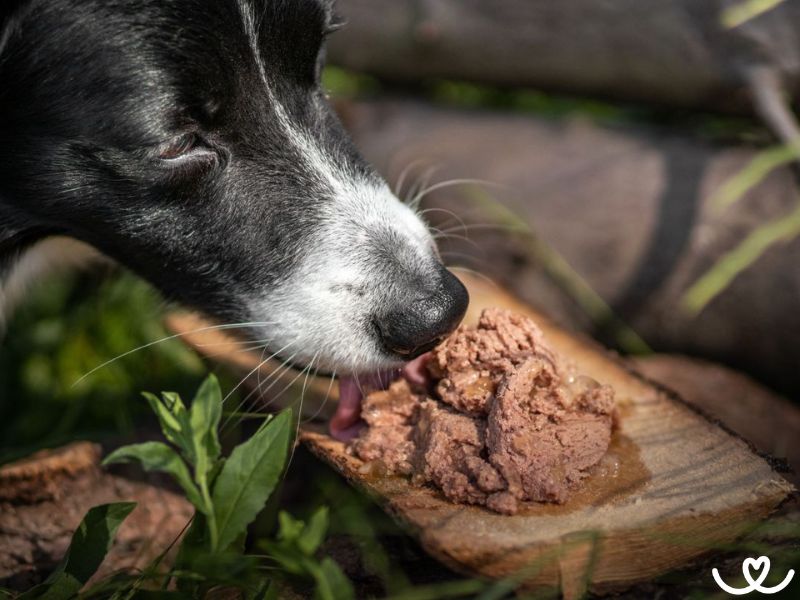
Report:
329,354,431,441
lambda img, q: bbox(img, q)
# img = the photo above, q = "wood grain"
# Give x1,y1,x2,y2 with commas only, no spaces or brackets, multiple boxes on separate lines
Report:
167,274,794,596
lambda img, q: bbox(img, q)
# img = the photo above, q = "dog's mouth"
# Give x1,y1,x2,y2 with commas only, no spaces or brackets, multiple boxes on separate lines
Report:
329,354,430,441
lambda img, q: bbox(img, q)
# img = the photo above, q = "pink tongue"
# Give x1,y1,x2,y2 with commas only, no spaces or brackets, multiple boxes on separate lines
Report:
329,376,367,441
329,355,433,441
402,353,432,387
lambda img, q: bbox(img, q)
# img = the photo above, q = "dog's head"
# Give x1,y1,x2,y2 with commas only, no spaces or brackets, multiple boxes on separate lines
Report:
0,0,468,374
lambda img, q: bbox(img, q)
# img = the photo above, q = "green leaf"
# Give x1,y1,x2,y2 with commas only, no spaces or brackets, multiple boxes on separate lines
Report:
103,442,205,511
19,573,82,600
211,409,292,552
188,374,223,479
248,580,280,600
142,392,180,435
260,540,305,575
298,507,329,556
277,511,305,543
313,558,355,600
19,502,136,600
142,391,192,461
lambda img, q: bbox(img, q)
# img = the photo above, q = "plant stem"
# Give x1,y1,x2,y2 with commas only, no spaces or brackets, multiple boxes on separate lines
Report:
197,474,218,552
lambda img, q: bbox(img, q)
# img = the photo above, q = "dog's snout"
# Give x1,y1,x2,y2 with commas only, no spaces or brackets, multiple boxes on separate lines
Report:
376,267,469,359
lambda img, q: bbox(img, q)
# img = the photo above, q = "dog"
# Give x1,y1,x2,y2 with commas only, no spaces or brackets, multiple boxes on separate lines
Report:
0,0,468,435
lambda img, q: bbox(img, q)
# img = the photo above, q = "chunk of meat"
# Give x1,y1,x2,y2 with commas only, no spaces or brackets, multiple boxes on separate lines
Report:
412,400,506,506
487,357,614,504
350,380,422,475
350,308,617,515
429,308,555,415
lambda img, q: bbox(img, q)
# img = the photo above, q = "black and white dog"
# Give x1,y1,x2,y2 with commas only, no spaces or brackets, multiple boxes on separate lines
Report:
0,0,468,435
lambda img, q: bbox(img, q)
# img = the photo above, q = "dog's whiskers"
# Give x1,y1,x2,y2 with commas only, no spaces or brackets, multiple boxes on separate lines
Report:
281,352,320,481
393,159,434,201
256,352,315,413
220,347,301,434
220,339,297,405
435,222,524,235
202,340,271,363
223,350,305,428
447,264,499,288
194,335,275,348
409,178,505,211
224,348,311,436
74,320,279,387
429,228,478,248
404,166,439,208
303,367,336,425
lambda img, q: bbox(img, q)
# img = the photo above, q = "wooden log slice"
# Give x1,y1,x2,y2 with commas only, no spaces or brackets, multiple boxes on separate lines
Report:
0,442,194,591
167,274,795,596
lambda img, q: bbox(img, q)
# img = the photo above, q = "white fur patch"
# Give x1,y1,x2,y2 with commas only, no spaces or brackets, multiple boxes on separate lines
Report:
250,182,437,374
235,1,439,373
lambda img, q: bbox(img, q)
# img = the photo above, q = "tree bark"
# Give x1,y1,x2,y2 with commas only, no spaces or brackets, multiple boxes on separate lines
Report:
328,0,800,112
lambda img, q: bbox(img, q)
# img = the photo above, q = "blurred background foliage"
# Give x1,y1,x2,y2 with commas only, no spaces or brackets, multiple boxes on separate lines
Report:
322,66,769,144
0,269,205,463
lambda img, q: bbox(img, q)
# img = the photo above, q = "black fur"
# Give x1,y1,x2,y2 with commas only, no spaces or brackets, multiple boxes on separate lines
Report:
0,0,468,371
2,1,365,314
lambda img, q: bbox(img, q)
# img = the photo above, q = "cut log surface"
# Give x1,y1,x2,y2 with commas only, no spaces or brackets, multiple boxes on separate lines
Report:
168,274,795,595
631,354,800,485
0,442,194,591
328,0,800,112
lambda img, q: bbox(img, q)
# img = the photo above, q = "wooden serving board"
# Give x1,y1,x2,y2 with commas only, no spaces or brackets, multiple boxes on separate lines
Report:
166,274,795,597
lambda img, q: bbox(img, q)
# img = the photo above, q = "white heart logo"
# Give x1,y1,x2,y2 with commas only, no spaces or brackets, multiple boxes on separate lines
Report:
743,556,770,588
712,555,795,595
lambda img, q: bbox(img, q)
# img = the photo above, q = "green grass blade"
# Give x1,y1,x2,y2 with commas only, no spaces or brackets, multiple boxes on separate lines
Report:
682,201,800,314
709,145,800,213
721,0,787,28
464,187,650,354
211,409,292,552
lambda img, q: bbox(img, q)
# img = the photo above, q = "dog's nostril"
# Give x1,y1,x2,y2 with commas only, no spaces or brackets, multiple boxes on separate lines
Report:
376,267,469,360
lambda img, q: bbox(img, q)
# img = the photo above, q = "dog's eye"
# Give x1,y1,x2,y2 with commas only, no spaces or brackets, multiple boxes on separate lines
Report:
158,133,200,160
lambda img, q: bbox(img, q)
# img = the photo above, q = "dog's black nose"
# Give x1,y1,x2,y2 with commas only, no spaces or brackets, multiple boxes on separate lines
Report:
377,267,469,359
